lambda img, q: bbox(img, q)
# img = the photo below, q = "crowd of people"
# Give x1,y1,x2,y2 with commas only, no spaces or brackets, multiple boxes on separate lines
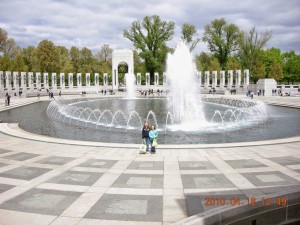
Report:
139,89,164,97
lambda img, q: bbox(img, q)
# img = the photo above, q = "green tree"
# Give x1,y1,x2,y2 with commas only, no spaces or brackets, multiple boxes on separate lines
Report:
282,51,300,84
123,15,175,83
195,51,221,72
0,55,12,71
202,18,240,69
225,57,241,71
70,46,81,73
263,48,283,79
180,23,200,52
22,46,37,72
251,59,265,83
0,28,8,53
13,53,27,72
35,40,59,73
238,26,272,74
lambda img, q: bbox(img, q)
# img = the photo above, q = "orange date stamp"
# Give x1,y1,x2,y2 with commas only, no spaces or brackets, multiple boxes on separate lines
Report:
204,196,287,207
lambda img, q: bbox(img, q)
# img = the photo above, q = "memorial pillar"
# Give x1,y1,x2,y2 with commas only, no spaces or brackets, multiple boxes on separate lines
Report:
94,73,99,87
36,72,41,90
77,73,82,88
136,73,141,86
146,73,150,86
236,70,241,88
163,72,167,87
212,71,217,88
244,69,250,87
60,73,65,89
21,72,27,93
228,70,233,89
154,72,159,86
86,73,90,87
0,71,4,97
43,73,49,90
28,72,34,92
13,72,19,94
103,73,108,87
52,73,57,90
220,70,225,89
204,71,210,89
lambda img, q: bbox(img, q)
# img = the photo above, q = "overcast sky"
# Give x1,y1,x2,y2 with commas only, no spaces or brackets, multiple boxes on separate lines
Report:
1,0,299,54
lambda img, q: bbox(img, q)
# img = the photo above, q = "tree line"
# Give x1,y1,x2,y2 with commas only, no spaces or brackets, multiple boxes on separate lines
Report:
1,16,300,85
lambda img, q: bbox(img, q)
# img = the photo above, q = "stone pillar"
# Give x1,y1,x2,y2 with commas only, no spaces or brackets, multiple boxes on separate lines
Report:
52,73,57,90
103,73,108,87
204,71,210,89
198,71,202,87
86,73,90,87
212,71,217,88
220,70,225,89
236,70,241,88
94,73,99,87
227,70,233,89
244,69,250,87
13,72,19,94
77,73,82,88
0,71,4,97
163,72,167,86
43,73,49,90
146,73,150,86
154,72,159,86
60,73,65,89
36,72,41,90
136,73,141,86
21,72,27,93
68,73,73,88
28,72,34,92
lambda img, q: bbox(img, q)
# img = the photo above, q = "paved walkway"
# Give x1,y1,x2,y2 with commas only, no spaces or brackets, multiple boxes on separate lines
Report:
0,94,299,225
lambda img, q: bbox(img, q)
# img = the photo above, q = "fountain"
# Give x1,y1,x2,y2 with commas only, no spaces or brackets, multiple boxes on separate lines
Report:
45,41,270,144
166,40,206,130
125,73,136,99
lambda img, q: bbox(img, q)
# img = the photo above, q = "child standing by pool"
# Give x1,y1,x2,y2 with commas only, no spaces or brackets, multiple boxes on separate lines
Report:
149,125,158,154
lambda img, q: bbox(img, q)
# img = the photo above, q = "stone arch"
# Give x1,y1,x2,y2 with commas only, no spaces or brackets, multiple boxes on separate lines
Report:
112,49,134,90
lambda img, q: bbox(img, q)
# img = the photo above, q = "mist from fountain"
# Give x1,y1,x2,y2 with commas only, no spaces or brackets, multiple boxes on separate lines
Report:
125,73,136,99
166,40,206,130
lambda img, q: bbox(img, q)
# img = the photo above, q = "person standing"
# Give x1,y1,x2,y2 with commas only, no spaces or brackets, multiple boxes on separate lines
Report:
142,120,151,154
6,93,11,106
149,125,158,154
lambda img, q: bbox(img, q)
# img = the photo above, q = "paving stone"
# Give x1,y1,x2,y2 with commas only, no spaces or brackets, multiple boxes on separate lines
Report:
85,194,162,221
0,162,8,168
0,183,15,194
47,171,103,186
0,149,11,155
112,174,163,189
241,172,300,187
3,152,40,161
78,159,117,168
179,161,217,170
181,174,236,189
127,161,163,170
268,156,300,166
0,188,82,215
36,156,75,165
0,166,51,180
225,159,267,169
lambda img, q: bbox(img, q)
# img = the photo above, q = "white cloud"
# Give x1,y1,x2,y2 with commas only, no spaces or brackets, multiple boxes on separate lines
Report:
0,0,299,53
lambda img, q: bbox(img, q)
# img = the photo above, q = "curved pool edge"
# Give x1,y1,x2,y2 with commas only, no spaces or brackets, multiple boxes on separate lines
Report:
1,123,300,149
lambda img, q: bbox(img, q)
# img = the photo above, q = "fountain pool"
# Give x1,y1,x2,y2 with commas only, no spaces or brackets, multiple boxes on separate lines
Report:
1,98,300,144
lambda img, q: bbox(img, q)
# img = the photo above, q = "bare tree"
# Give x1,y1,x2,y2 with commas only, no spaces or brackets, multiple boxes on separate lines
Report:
95,44,112,62
238,26,272,73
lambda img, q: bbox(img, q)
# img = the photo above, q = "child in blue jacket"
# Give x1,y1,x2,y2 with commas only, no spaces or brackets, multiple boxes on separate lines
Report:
149,125,158,154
